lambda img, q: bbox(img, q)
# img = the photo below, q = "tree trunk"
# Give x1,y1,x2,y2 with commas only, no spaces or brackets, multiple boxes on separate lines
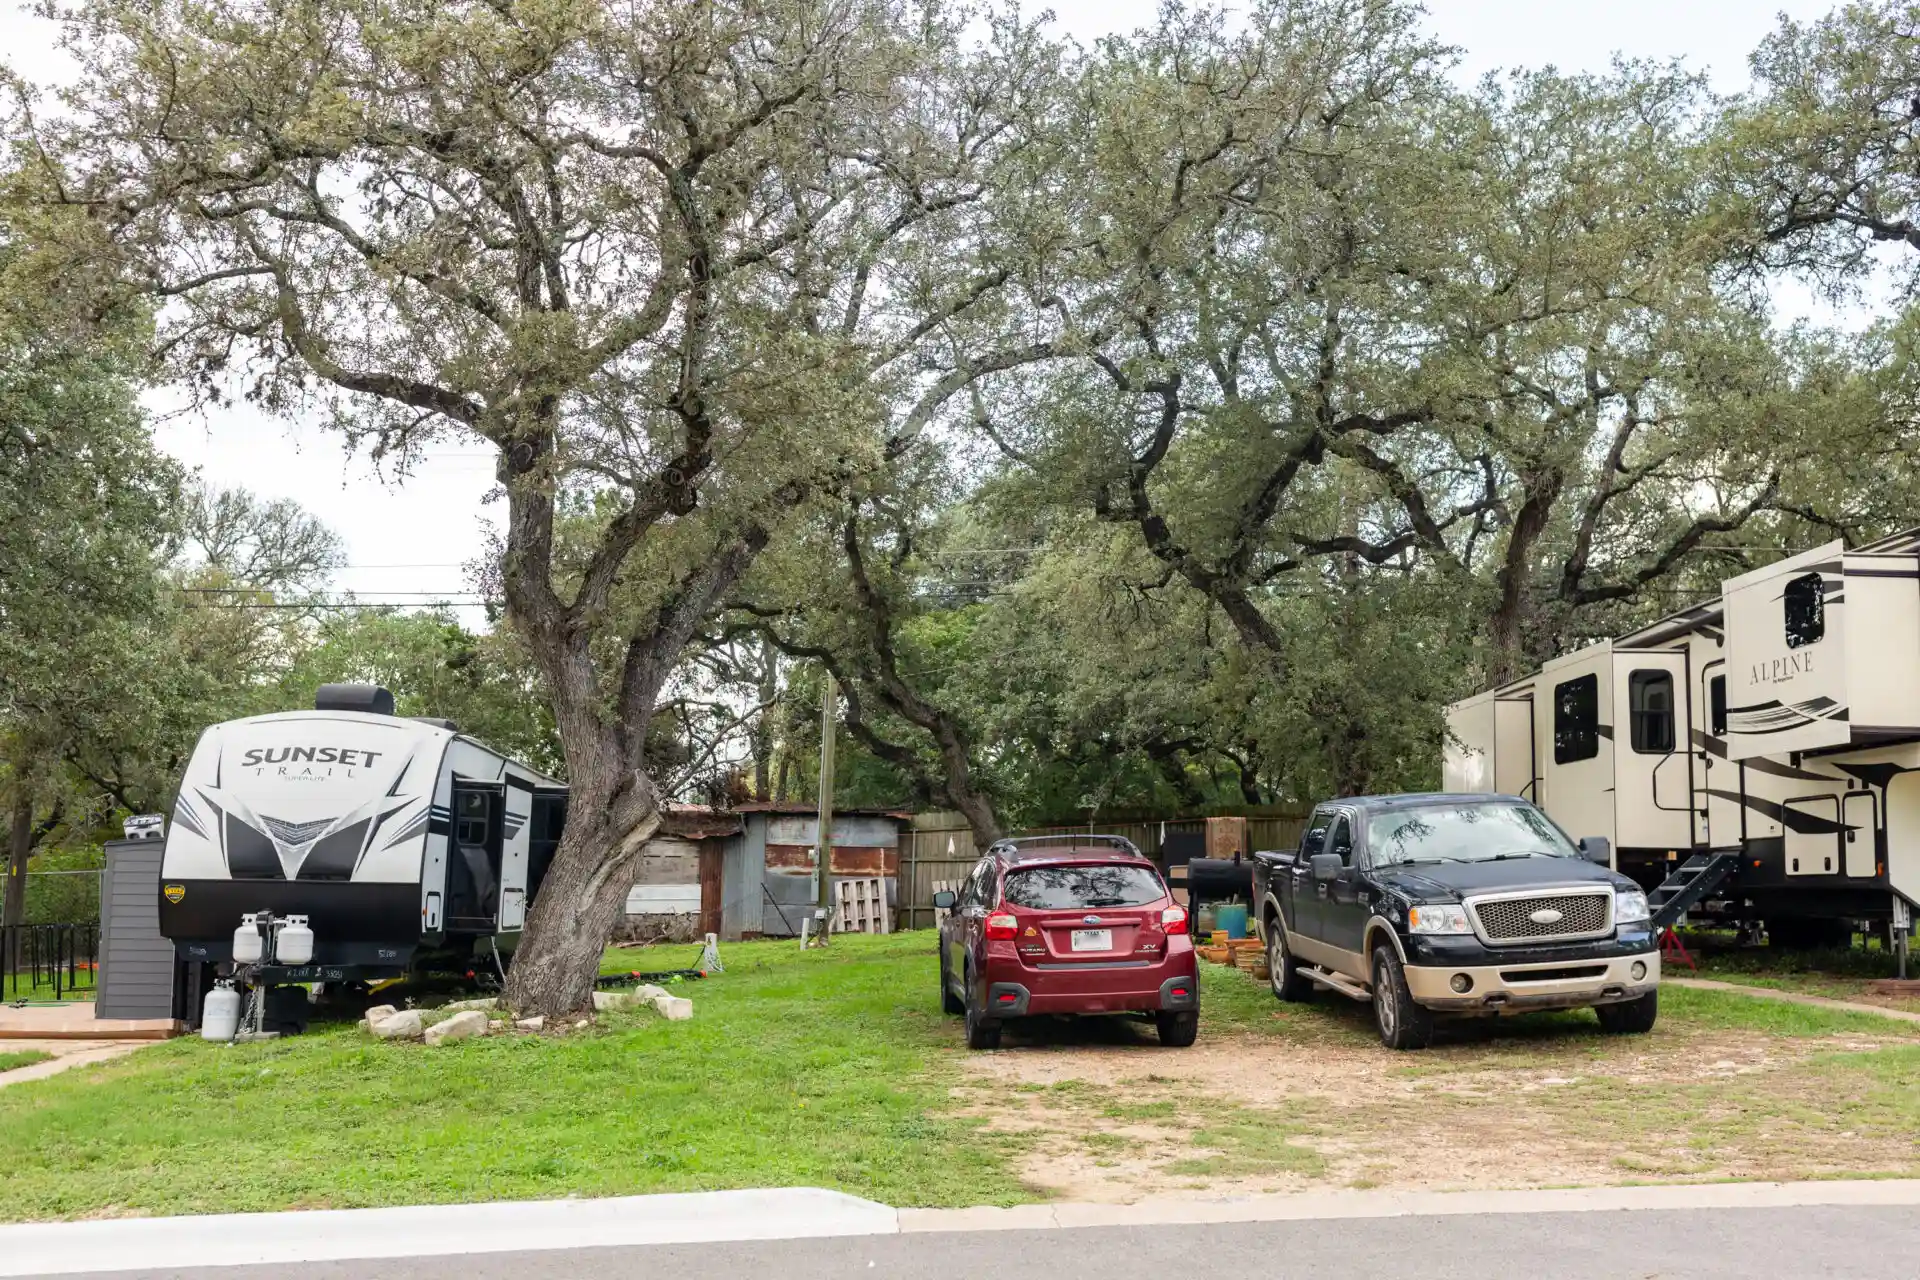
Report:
5,796,31,966
505,785,661,1019
752,642,777,802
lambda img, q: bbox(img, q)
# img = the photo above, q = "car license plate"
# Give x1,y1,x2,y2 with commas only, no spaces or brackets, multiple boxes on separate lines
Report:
1070,929,1113,952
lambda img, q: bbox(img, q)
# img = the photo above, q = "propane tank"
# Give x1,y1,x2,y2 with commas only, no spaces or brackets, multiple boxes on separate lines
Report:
232,916,264,965
276,915,314,966
201,981,242,1041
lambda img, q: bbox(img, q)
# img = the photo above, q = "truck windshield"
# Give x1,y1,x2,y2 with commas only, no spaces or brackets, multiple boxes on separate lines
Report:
1368,803,1580,866
1003,864,1166,909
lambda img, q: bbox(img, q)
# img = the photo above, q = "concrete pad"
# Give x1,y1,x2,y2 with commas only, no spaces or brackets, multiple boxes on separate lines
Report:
0,1188,900,1277
1669,977,1920,1024
0,1002,179,1041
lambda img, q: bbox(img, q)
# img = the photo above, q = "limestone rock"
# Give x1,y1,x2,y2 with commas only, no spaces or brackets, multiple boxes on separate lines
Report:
361,1004,398,1029
515,1016,545,1032
592,989,637,1011
650,994,693,1021
440,996,501,1013
424,1009,489,1046
371,1009,424,1040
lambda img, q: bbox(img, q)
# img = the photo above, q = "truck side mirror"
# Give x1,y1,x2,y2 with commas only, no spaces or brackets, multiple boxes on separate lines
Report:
931,890,957,910
1579,837,1611,867
1310,852,1343,883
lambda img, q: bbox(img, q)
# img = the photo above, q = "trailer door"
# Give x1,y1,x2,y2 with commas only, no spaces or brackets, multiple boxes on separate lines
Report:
497,776,534,931
1616,653,1692,853
1495,696,1537,801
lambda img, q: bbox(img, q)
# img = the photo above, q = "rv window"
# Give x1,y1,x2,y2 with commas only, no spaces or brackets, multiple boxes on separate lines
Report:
1709,675,1727,737
1784,572,1825,649
456,792,490,846
1553,674,1600,764
1629,671,1675,755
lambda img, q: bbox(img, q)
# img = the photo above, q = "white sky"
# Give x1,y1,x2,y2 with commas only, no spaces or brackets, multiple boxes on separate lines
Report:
0,0,1848,623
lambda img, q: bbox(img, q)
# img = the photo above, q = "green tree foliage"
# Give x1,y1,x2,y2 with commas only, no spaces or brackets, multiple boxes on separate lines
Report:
0,223,180,929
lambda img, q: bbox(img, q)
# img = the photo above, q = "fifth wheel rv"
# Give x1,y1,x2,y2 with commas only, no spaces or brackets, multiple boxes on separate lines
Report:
160,684,567,996
1444,527,1920,948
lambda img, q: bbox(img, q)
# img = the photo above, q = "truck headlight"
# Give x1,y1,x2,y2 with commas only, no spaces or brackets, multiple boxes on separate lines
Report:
1408,903,1472,935
1615,889,1650,925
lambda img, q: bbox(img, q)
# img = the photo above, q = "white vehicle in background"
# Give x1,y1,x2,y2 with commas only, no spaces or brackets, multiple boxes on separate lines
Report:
160,684,567,1001
1445,528,1920,953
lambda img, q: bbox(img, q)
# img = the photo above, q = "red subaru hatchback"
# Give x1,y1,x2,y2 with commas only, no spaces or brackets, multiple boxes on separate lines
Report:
933,837,1199,1049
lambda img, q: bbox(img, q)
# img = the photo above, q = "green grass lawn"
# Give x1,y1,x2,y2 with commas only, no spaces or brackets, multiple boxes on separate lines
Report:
0,933,1023,1222
1677,934,1920,1015
3,932,1916,1222
0,1050,54,1073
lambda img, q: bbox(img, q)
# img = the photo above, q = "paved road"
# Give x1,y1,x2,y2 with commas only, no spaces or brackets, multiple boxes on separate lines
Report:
66,1205,1920,1280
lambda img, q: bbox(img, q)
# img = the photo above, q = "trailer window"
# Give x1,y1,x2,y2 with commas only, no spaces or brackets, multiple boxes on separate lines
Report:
1629,670,1675,754
1709,675,1727,737
1553,674,1599,764
1784,572,1825,649
456,792,490,846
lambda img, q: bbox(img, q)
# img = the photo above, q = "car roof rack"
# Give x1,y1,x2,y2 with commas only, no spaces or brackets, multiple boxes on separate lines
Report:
989,834,1144,858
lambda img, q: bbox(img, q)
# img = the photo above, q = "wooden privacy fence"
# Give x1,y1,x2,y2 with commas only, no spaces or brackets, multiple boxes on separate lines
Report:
896,810,1309,930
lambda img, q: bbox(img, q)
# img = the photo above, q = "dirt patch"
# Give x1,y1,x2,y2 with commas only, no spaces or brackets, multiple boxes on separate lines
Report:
952,1006,1920,1201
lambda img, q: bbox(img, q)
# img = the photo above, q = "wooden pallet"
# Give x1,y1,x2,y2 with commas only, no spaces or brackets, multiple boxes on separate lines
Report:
832,877,892,935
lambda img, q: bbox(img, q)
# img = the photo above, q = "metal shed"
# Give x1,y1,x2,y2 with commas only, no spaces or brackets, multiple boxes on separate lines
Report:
96,834,180,1020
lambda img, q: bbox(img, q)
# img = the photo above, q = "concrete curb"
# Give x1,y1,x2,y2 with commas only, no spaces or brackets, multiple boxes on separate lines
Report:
0,1188,899,1277
7,1179,1920,1274
900,1178,1920,1232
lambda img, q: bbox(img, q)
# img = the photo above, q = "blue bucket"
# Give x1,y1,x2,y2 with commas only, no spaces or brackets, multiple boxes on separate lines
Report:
1214,903,1250,940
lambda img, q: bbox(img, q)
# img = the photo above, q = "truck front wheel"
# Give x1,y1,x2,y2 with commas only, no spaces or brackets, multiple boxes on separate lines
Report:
1595,990,1659,1035
1371,944,1435,1051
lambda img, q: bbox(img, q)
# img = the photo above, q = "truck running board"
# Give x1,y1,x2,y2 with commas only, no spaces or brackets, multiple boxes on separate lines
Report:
1649,850,1744,930
1304,966,1372,1002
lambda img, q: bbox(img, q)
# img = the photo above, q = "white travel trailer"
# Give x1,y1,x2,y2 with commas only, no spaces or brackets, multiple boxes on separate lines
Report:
1444,528,1920,942
159,685,567,981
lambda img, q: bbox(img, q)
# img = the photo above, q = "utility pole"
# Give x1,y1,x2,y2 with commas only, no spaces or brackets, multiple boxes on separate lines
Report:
812,673,838,945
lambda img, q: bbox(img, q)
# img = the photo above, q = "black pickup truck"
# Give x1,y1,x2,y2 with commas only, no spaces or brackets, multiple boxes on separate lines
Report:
1252,792,1660,1049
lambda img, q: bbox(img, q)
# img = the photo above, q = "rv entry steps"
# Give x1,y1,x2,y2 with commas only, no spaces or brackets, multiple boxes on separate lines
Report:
1649,851,1743,930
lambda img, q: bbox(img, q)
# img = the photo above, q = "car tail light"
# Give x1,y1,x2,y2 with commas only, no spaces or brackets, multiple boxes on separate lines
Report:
985,913,1018,940
1161,905,1188,933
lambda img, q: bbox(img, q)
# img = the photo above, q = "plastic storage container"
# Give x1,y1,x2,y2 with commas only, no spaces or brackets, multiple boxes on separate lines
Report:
1214,902,1250,939
201,982,241,1041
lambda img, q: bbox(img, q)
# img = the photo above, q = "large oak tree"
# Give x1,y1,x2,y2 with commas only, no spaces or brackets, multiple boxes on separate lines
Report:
17,0,1073,1013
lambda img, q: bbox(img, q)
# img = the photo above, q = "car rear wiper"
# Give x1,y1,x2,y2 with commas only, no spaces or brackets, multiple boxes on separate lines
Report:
1082,898,1130,907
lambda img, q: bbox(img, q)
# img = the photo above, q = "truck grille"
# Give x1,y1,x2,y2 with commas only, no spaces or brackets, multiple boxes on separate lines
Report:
1468,892,1612,945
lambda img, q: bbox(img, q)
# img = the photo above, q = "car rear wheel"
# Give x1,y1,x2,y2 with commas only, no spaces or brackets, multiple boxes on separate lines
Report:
1267,921,1312,1003
1595,989,1658,1035
938,946,964,1015
1370,945,1434,1052
1155,1009,1199,1047
963,966,1002,1050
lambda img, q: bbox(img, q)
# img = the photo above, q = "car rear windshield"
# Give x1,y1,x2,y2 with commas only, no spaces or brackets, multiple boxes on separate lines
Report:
1002,864,1165,910
1368,802,1580,866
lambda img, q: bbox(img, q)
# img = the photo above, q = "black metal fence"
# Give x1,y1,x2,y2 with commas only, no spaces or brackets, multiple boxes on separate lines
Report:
2,923,99,1001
